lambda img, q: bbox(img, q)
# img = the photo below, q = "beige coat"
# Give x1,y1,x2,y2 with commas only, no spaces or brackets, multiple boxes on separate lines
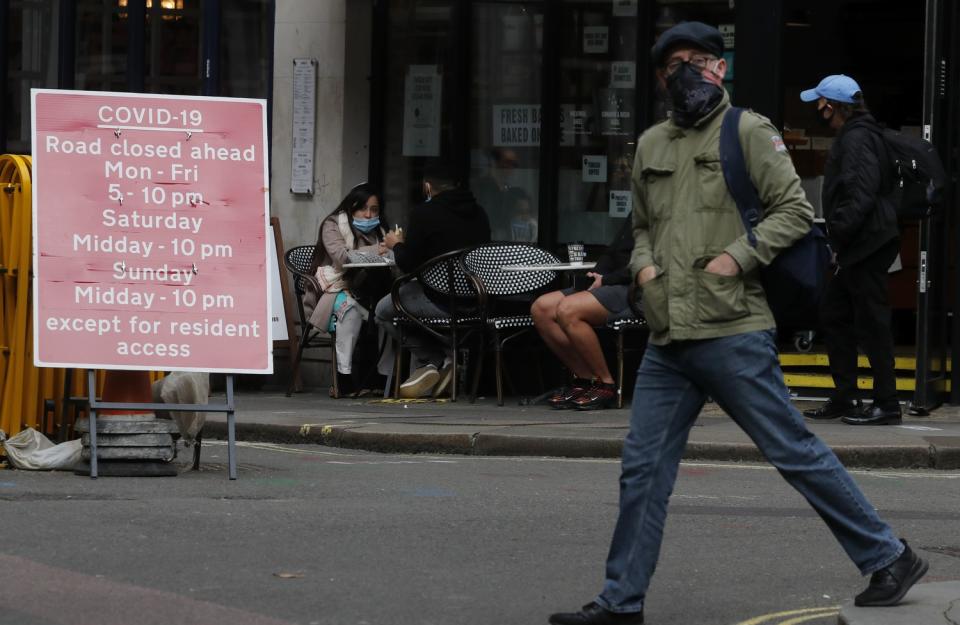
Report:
303,213,382,332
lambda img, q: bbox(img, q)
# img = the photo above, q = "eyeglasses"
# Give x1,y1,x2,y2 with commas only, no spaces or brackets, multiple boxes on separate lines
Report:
664,54,719,76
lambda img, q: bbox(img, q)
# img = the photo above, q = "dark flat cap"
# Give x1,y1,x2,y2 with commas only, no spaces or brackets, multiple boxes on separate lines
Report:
651,21,724,64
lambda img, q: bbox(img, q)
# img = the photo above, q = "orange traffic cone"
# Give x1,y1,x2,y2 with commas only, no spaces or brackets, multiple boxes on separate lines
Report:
99,370,154,414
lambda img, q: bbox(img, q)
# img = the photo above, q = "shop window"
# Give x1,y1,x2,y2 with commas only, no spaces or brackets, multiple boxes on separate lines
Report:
75,0,129,92
143,0,201,94
379,1,457,226
4,0,60,153
220,0,271,98
554,0,639,246
468,2,543,243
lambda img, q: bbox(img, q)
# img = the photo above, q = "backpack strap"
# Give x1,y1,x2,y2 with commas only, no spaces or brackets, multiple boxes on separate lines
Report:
719,106,761,248
859,122,897,195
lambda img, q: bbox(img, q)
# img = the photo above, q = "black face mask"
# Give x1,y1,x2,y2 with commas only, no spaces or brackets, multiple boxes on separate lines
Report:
814,106,834,128
665,62,724,128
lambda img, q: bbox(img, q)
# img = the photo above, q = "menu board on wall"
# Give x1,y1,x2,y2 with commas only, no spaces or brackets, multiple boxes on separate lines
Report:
31,89,272,373
290,58,316,195
402,65,442,156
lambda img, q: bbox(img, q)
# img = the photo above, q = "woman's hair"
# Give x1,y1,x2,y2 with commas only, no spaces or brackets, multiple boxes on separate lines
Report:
310,182,384,272
332,182,382,222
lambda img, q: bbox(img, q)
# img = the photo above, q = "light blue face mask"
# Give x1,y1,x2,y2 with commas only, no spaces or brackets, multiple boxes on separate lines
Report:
352,217,380,233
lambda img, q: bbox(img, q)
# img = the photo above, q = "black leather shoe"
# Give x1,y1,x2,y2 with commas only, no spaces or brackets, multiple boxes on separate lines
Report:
842,403,902,426
855,540,928,606
803,399,862,420
548,602,644,625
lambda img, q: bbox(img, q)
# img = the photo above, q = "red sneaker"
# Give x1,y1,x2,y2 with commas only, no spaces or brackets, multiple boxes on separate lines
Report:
547,379,592,410
572,382,618,410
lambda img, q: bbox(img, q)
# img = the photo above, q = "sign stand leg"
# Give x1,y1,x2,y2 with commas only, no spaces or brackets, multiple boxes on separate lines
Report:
226,374,237,480
87,370,98,479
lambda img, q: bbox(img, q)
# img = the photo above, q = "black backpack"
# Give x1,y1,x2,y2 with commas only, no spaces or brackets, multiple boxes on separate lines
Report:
720,107,832,329
869,126,947,220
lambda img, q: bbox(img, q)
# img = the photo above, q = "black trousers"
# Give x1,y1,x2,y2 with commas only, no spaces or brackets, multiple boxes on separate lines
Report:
819,239,900,405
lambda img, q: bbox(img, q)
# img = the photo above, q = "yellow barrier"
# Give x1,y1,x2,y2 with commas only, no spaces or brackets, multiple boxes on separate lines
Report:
0,155,165,448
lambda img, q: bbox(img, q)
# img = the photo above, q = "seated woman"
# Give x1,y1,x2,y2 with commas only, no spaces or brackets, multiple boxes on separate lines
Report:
530,219,637,410
303,183,391,395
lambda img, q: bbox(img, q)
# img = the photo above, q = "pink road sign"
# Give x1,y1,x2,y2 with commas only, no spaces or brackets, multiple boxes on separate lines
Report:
31,89,272,373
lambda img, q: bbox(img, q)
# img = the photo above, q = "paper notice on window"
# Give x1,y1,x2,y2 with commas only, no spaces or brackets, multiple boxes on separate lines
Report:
493,104,541,146
583,26,609,54
611,62,636,89
402,65,442,156
719,24,735,49
609,190,632,217
612,0,638,17
582,155,607,182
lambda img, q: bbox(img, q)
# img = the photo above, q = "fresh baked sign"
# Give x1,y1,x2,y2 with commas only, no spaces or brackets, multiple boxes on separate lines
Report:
31,89,272,373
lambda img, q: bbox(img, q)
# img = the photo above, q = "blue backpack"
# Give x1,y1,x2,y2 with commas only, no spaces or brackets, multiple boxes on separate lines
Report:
719,107,832,328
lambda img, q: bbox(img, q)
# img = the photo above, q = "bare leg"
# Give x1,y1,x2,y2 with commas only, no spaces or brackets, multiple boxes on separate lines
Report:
557,291,613,384
531,291,592,378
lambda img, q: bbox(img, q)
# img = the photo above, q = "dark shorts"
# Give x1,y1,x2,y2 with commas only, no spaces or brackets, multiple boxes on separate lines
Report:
561,284,636,323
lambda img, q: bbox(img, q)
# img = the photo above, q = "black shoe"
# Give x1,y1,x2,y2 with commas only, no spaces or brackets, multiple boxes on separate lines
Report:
803,399,862,420
842,403,902,426
854,540,928,606
548,602,644,625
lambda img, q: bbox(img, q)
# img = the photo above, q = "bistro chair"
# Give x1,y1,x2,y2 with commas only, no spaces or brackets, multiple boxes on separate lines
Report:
462,243,562,405
283,245,339,397
389,247,484,402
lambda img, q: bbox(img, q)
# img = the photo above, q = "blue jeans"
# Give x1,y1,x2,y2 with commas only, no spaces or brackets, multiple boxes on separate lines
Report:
597,330,903,614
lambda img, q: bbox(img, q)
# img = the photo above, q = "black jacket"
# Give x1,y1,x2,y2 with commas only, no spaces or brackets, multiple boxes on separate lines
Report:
392,188,491,273
596,218,634,286
822,113,899,266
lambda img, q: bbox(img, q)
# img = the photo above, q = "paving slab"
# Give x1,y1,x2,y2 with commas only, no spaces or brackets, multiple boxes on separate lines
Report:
839,581,960,625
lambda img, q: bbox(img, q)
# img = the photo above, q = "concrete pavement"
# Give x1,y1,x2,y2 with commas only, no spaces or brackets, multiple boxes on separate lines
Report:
203,390,960,469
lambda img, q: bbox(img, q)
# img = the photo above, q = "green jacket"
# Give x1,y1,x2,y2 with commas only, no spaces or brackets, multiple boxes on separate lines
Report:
630,92,813,345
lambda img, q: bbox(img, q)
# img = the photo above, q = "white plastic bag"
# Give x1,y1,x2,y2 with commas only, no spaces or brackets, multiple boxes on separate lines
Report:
150,372,210,444
0,428,82,471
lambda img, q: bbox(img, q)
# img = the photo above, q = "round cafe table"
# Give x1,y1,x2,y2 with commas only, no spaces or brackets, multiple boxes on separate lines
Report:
342,260,396,268
500,261,596,272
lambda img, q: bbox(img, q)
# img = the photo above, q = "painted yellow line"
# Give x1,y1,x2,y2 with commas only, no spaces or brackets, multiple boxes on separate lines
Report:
782,373,924,392
779,353,925,370
733,606,839,625
777,611,840,625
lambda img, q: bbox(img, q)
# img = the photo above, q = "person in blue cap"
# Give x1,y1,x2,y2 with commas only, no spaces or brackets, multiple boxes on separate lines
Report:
799,75,903,426
548,25,926,625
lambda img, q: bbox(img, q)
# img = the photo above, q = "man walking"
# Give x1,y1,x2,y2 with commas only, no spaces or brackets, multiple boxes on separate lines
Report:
548,22,927,625
799,75,902,426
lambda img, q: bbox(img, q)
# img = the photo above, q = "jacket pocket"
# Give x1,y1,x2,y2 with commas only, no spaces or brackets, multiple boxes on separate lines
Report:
693,152,728,210
695,267,750,323
639,270,669,333
640,162,676,222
